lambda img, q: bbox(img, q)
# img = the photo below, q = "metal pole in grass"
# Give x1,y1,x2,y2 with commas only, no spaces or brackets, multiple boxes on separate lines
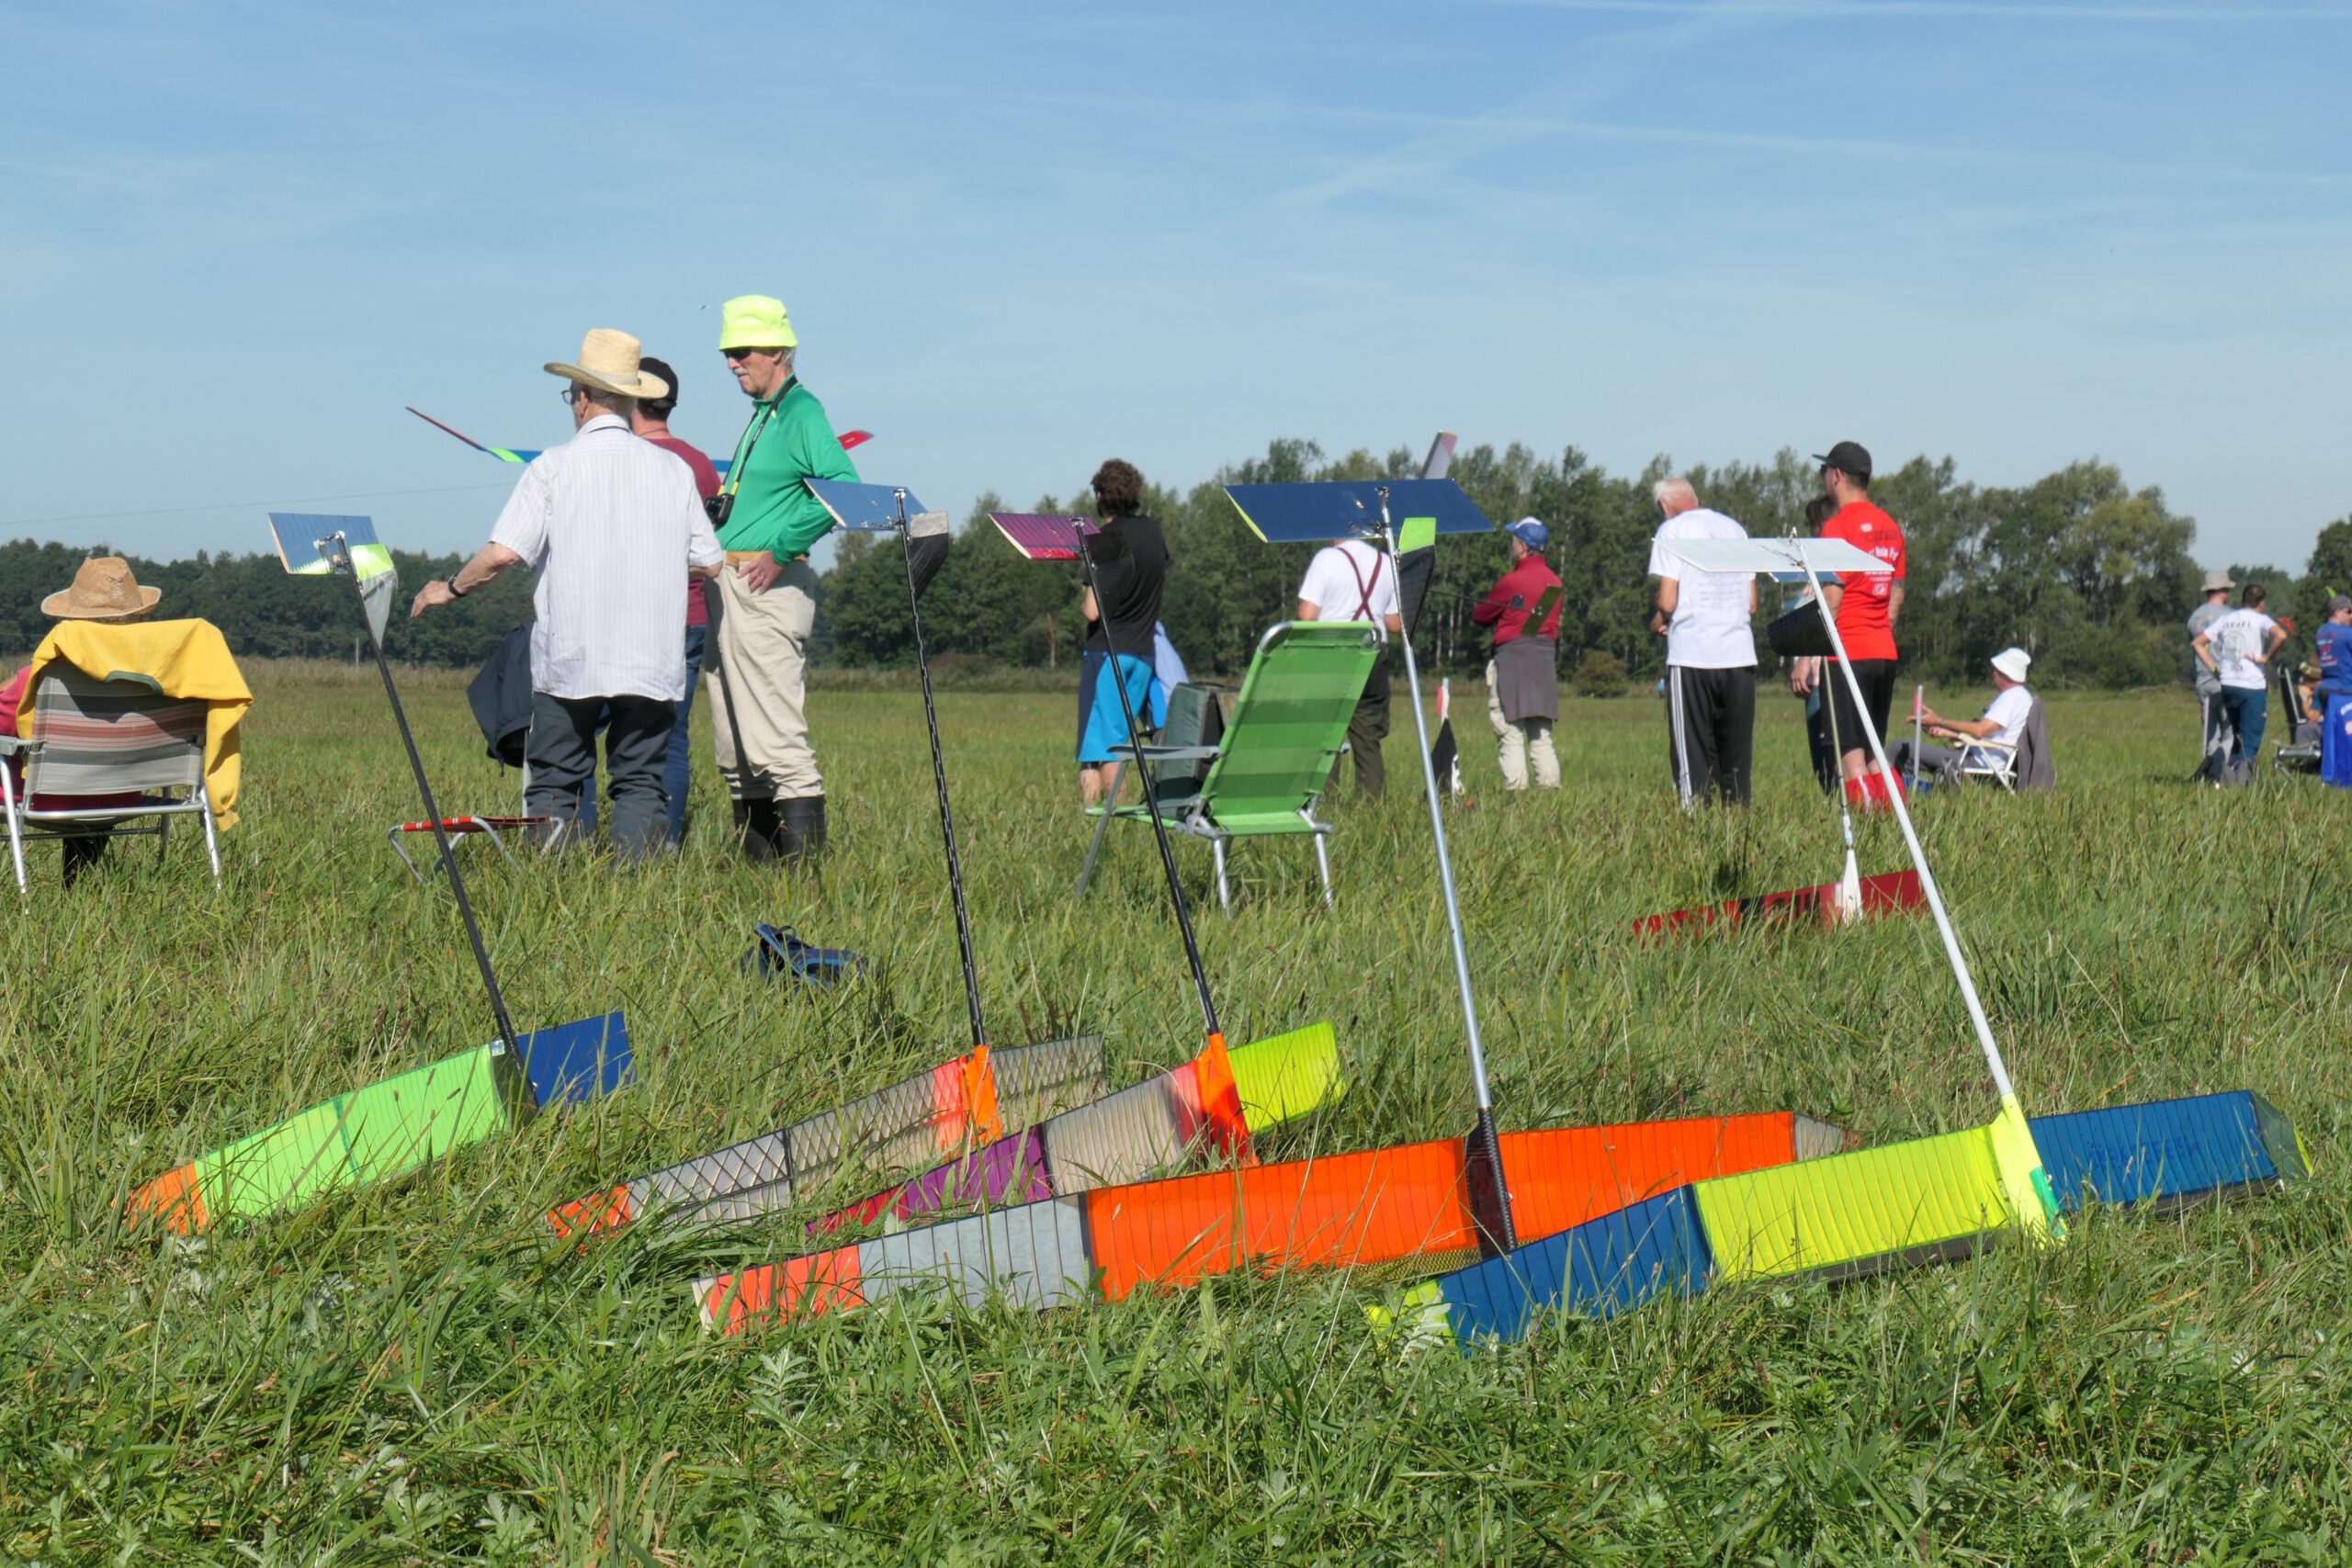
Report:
322,525,519,1055
887,488,987,1054
1069,518,1229,1058
1800,550,2060,1242
1371,485,1515,1255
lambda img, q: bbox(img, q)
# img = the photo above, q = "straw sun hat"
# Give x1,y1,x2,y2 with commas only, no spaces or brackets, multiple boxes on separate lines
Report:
544,328,670,400
42,557,163,622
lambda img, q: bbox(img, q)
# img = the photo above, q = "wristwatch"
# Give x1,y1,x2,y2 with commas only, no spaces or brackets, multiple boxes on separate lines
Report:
447,576,469,598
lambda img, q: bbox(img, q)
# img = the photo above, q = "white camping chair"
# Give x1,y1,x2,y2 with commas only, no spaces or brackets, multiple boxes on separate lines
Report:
1957,736,2021,790
0,668,221,891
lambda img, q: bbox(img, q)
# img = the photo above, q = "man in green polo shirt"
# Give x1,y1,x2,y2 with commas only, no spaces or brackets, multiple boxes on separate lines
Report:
703,294,859,863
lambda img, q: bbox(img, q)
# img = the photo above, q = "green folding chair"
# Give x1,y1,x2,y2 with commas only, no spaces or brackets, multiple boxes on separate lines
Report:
1075,622,1381,909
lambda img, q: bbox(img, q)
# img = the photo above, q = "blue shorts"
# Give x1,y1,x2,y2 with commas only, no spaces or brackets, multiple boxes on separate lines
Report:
1077,651,1155,764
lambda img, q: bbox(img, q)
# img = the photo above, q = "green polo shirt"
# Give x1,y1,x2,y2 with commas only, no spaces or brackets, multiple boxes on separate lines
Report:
718,378,859,562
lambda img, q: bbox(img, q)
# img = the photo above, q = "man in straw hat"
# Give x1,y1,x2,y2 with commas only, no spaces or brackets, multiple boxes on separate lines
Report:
2187,568,2235,778
412,329,723,862
703,294,859,865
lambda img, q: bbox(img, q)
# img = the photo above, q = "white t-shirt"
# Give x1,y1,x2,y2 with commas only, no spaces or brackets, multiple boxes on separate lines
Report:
1295,540,1398,640
2205,608,2279,691
1962,684,2033,768
1647,508,1757,669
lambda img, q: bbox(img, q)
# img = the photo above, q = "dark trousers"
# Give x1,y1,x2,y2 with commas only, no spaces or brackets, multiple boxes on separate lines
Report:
2219,685,2267,765
527,692,675,862
1348,661,1392,796
1667,665,1756,807
1804,687,1838,793
664,626,706,845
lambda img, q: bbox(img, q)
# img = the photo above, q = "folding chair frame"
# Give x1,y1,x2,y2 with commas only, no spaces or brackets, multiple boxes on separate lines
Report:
0,739,221,894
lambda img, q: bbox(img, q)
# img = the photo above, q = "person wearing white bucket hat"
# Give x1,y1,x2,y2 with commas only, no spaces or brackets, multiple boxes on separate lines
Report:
412,329,724,861
1891,647,2036,784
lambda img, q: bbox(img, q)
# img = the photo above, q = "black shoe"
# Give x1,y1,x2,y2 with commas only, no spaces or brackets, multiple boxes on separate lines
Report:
778,795,827,866
735,797,784,862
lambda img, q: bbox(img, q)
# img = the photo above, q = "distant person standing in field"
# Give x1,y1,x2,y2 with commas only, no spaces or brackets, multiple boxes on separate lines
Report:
2187,570,2235,777
2313,594,2352,708
705,294,858,865
1646,477,1758,807
1810,441,1905,782
628,355,721,847
1789,494,1840,791
2193,582,2287,774
1473,517,1563,791
412,330,722,862
1295,536,1402,795
1077,459,1170,808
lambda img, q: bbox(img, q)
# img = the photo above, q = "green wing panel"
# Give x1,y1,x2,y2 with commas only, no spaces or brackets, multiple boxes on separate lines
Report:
197,1099,355,1218
336,1047,511,1182
1227,1021,1345,1126
1694,1124,2012,1280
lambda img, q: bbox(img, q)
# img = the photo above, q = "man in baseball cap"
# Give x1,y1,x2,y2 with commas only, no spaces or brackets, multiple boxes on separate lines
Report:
702,294,859,866
1803,438,1906,789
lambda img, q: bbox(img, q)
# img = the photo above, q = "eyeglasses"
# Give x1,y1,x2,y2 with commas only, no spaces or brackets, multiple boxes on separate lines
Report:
561,386,584,404
723,346,779,362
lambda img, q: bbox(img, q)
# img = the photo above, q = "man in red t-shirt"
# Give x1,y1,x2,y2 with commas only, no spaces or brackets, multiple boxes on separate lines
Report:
631,355,722,845
1803,440,1905,783
1472,517,1565,790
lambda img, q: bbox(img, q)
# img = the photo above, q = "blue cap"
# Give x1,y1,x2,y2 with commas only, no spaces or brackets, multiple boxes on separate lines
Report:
1506,516,1548,550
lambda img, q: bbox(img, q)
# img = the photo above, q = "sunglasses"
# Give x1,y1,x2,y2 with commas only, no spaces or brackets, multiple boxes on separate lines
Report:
723,346,777,362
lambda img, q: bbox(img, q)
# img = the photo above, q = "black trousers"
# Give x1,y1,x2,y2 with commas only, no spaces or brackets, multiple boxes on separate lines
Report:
1347,658,1393,796
1666,665,1757,807
527,692,675,862
1826,658,1899,764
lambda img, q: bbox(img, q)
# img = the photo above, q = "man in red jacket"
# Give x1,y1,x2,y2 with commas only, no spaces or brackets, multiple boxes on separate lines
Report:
1801,440,1905,784
1473,517,1563,790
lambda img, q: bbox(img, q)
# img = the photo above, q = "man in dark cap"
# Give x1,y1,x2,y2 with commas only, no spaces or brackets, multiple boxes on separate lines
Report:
1803,440,1905,785
628,355,722,846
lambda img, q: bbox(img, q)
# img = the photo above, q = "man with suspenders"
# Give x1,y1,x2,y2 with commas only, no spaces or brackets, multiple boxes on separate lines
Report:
1295,537,1404,795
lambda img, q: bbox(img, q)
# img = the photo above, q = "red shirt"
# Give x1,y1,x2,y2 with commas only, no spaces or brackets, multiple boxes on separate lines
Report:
1472,555,1564,646
1821,500,1905,661
649,434,722,627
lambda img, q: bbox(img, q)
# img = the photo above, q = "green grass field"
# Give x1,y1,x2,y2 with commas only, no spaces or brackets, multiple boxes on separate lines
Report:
4,660,2346,1563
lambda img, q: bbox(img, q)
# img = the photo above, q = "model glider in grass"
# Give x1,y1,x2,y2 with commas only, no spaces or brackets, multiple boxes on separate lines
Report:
549,1032,1108,1239
1394,1090,2310,1346
406,406,871,470
1368,538,2296,1346
1633,869,1926,940
694,1110,1844,1332
1217,460,1521,1255
133,516,634,1234
130,1013,628,1234
796,1020,1342,1236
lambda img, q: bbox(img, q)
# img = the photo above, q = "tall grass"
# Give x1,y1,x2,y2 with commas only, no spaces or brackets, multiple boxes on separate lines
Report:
1,663,2345,1562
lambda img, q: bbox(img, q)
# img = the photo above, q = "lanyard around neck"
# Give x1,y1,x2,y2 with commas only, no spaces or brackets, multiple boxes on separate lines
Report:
720,377,797,500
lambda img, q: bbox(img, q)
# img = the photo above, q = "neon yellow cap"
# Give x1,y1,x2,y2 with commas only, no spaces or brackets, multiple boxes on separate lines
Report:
718,295,797,351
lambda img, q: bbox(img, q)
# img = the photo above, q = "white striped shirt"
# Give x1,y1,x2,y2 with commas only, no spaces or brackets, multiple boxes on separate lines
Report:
489,413,725,701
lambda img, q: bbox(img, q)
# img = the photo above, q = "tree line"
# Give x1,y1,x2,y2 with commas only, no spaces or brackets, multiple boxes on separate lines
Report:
6,441,2347,690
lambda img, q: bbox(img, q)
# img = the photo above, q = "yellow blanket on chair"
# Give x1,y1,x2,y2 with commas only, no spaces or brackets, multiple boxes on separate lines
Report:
17,620,253,829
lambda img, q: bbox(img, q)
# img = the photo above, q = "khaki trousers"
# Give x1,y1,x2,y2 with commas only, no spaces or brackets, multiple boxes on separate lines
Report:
1486,660,1560,790
705,561,823,802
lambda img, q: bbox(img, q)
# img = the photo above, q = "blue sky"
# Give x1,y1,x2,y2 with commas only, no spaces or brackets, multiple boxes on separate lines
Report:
5,0,2346,573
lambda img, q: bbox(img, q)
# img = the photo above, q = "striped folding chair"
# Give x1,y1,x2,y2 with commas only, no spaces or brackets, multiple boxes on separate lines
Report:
0,669,220,891
1074,621,1380,909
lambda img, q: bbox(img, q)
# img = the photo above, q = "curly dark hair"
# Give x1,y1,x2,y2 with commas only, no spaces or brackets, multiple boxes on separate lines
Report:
1091,458,1145,518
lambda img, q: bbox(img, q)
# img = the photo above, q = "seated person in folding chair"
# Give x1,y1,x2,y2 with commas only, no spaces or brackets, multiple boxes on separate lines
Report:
2,558,246,885
1890,647,2034,785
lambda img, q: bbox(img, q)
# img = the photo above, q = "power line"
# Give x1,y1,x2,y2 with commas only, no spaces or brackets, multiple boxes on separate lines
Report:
0,481,514,532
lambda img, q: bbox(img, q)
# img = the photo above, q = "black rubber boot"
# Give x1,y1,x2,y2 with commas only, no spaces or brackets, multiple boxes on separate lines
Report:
735,797,784,862
778,795,827,866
